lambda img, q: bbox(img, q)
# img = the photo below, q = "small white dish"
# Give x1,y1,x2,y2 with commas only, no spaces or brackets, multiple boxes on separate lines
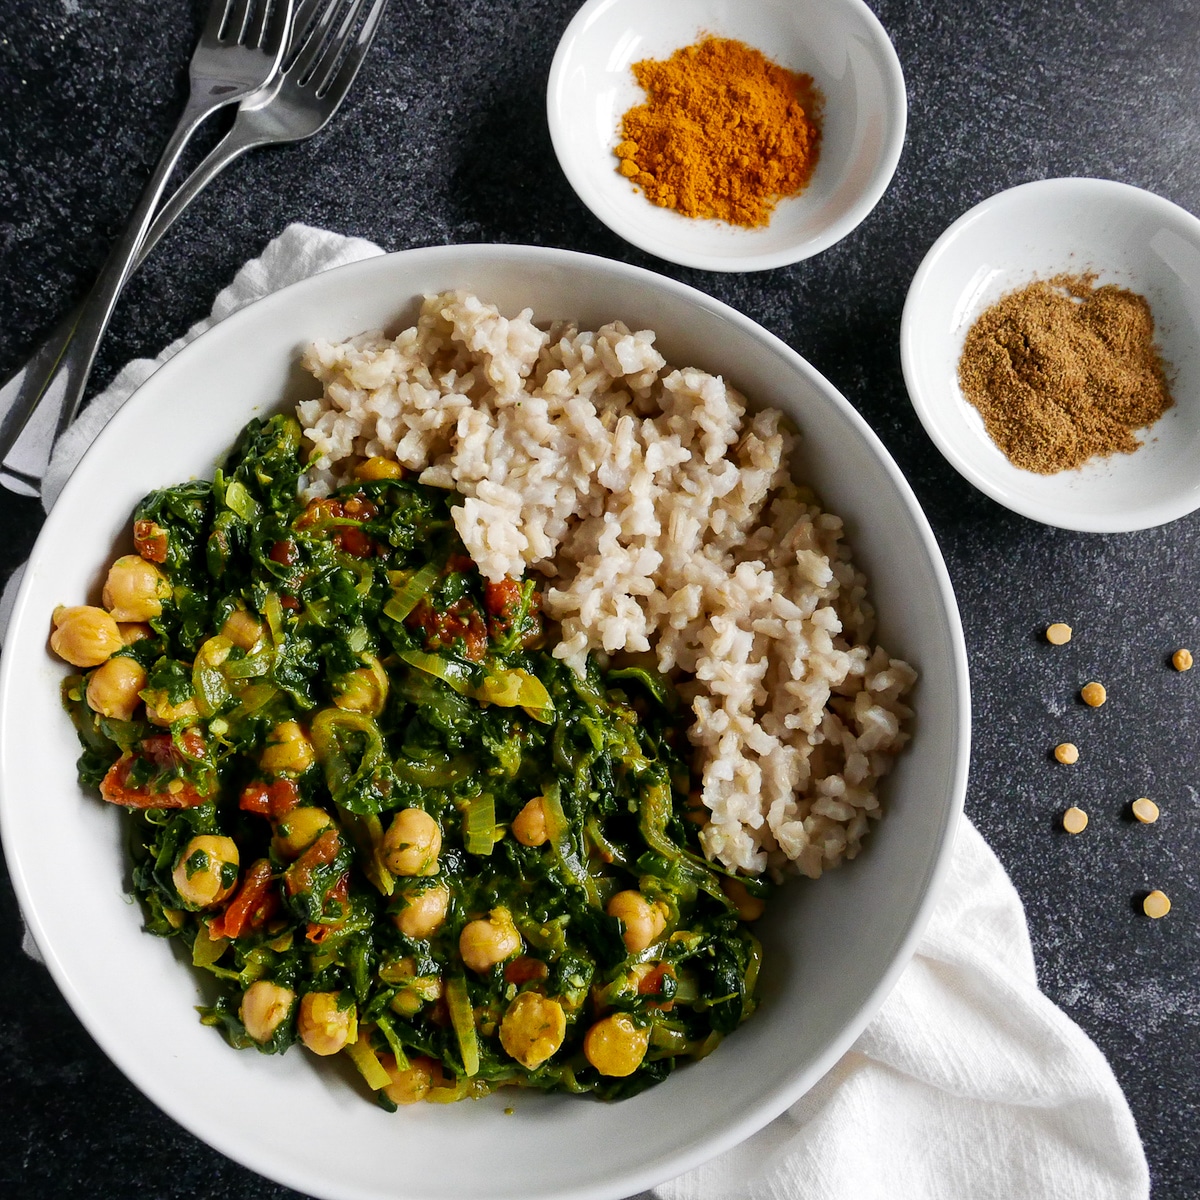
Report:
546,0,907,272
901,178,1200,533
0,245,968,1199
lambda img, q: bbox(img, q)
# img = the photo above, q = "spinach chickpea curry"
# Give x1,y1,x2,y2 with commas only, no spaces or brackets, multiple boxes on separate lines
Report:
51,415,766,1106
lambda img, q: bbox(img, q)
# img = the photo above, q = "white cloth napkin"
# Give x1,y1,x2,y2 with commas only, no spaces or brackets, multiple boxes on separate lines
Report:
1,224,1149,1200
647,815,1148,1200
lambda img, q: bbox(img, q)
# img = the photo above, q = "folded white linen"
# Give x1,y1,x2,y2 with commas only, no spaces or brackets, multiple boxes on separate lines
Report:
644,816,1148,1200
0,224,1149,1199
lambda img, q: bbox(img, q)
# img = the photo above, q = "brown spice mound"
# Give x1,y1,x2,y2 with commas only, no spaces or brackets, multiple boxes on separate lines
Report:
614,37,822,229
957,274,1174,473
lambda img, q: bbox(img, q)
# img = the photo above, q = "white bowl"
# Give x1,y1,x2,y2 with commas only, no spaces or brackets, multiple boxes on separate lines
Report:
0,245,968,1200
901,177,1200,532
546,0,907,272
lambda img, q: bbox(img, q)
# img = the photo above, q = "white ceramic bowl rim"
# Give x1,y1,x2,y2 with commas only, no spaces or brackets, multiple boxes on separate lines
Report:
1,243,969,1200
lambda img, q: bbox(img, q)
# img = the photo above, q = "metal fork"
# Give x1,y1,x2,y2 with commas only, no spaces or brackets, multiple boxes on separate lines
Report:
0,0,384,502
148,0,390,244
0,0,294,496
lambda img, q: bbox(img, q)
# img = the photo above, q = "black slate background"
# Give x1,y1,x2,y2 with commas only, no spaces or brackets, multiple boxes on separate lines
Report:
3,0,1200,1196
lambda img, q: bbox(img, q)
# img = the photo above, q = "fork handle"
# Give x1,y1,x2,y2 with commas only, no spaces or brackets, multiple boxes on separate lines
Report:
145,110,275,254
0,111,274,497
0,93,222,495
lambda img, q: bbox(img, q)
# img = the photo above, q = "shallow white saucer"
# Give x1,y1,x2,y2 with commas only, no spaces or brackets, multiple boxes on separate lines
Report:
546,0,907,272
901,177,1200,533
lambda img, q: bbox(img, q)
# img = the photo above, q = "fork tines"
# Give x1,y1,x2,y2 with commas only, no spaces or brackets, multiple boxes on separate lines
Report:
290,0,383,95
208,0,291,49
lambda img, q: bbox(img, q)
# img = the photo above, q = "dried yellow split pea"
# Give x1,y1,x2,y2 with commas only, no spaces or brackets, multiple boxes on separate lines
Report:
1132,797,1159,824
1062,806,1088,834
1173,648,1193,672
1046,623,1073,645
1080,682,1106,707
1054,742,1079,765
1143,890,1171,919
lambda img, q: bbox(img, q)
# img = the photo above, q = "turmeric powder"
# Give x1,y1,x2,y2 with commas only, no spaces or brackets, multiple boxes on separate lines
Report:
614,37,822,229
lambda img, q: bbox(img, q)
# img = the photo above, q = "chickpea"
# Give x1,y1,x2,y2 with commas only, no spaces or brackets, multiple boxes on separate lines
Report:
380,1054,440,1105
144,691,199,727
382,808,442,876
333,658,388,716
239,980,296,1043
382,958,443,1016
172,835,240,909
297,991,357,1056
607,890,668,954
499,992,566,1070
721,877,766,922
50,605,123,667
511,796,549,847
85,655,147,721
583,1013,650,1077
271,807,334,860
355,456,404,481
392,882,450,940
118,622,153,645
102,554,171,622
390,990,424,1017
260,720,315,775
221,608,263,651
459,907,522,973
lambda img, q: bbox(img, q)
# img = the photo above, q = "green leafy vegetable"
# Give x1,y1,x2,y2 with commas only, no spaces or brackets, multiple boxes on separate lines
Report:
61,413,766,1106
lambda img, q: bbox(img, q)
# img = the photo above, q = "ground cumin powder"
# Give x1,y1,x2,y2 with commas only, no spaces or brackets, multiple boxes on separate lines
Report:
614,37,822,228
958,275,1174,473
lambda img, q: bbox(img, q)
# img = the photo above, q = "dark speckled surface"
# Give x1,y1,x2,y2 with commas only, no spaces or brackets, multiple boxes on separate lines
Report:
3,0,1200,1196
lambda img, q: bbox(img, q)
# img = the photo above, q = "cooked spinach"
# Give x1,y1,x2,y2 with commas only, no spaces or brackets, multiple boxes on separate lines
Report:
64,415,765,1104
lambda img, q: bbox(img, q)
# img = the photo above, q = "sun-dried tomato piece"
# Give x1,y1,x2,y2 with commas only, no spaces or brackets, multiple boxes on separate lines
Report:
341,494,377,521
284,829,341,896
270,539,298,565
483,578,523,617
210,859,279,940
98,730,213,809
637,962,676,1011
407,597,488,661
239,778,300,820
99,755,207,809
305,874,351,942
133,519,169,563
334,526,374,557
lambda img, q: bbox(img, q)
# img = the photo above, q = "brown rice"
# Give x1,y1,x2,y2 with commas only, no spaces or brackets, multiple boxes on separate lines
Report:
297,291,915,878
